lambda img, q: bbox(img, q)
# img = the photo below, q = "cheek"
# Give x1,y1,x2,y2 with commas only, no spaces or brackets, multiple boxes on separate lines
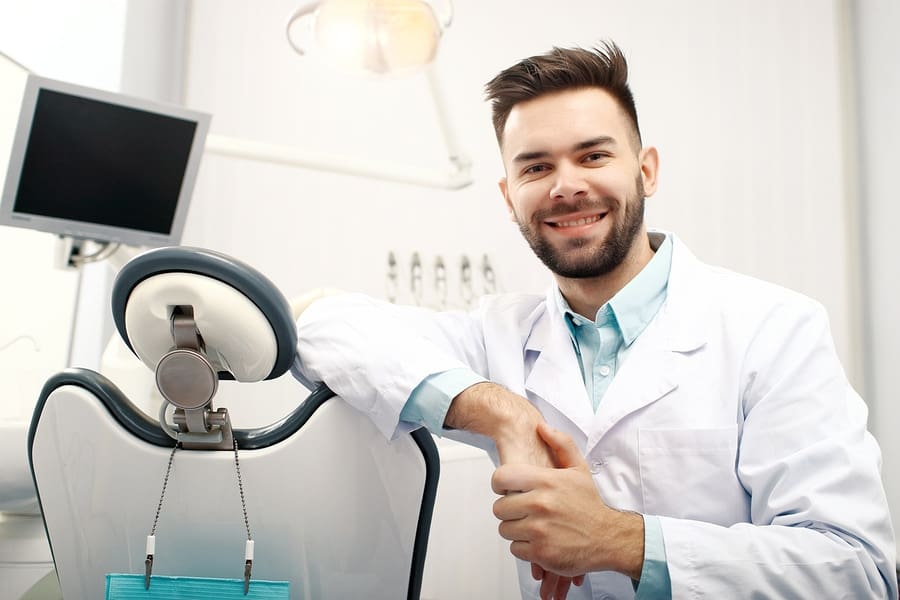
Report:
599,174,642,205
508,184,547,220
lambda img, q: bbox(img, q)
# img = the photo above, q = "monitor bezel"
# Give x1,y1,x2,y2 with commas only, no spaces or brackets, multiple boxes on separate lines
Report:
0,74,211,248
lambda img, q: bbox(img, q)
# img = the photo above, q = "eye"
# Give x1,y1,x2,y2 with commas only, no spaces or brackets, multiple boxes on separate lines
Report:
523,164,550,175
584,151,610,163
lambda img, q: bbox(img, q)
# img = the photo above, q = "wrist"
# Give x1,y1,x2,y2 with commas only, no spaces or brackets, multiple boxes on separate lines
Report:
444,383,545,459
607,510,645,580
444,382,528,436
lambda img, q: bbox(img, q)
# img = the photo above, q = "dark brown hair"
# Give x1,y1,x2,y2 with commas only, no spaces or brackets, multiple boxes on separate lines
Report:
484,41,641,149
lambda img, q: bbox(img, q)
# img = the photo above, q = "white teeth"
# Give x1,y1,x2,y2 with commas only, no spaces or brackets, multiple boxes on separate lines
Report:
556,214,602,227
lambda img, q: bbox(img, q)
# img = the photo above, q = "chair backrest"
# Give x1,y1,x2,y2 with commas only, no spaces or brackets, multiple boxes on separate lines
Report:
27,247,439,599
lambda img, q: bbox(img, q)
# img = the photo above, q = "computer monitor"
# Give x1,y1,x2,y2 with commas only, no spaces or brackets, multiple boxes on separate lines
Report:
0,74,211,248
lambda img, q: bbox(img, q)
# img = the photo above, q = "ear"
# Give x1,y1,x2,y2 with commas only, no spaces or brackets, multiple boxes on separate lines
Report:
498,177,517,222
638,146,659,197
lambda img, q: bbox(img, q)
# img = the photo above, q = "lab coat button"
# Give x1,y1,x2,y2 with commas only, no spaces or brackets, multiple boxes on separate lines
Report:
598,365,611,376
590,461,603,474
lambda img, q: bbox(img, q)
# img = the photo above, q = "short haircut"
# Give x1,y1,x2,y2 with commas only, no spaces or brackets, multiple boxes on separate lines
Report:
484,41,641,150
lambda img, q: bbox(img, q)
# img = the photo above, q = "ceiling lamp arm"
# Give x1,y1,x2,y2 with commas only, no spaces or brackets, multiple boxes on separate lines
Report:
425,64,470,175
202,63,472,190
285,2,320,56
203,127,473,190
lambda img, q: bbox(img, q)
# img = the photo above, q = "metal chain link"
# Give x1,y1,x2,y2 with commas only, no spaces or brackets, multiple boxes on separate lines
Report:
150,443,179,536
147,438,253,541
232,437,252,541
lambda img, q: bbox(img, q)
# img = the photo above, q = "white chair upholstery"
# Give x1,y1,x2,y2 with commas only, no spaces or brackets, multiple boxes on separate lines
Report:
28,247,438,599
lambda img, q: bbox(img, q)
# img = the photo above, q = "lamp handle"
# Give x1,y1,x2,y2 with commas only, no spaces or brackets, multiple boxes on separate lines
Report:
286,1,322,56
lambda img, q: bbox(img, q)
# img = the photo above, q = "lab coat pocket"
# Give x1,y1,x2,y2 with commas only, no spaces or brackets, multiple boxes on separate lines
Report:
639,426,745,524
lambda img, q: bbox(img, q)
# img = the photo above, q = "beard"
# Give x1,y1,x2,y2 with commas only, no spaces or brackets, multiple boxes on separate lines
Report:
517,175,646,279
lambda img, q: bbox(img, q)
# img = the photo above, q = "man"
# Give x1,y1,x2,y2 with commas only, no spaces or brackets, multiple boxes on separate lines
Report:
292,42,897,599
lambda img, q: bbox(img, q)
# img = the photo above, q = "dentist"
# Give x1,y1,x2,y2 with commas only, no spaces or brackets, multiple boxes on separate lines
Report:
293,42,897,599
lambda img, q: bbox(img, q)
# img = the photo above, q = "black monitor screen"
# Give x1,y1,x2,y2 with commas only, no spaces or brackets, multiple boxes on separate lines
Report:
13,89,198,235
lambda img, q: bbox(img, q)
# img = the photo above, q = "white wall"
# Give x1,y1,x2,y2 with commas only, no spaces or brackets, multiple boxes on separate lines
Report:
851,0,900,553
0,0,127,90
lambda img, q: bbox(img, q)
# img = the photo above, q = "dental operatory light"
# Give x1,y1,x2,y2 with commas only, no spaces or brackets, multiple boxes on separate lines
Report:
286,0,453,74
202,0,471,189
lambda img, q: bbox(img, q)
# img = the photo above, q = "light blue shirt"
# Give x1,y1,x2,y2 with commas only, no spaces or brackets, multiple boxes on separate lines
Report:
401,234,674,598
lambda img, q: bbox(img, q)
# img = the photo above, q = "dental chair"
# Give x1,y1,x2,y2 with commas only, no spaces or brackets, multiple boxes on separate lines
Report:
27,247,439,599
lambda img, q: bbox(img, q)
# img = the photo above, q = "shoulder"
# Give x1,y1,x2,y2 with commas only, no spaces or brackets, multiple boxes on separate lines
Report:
666,238,831,350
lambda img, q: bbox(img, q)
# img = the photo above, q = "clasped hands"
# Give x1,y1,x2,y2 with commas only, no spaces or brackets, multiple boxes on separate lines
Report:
493,421,644,600
444,383,644,600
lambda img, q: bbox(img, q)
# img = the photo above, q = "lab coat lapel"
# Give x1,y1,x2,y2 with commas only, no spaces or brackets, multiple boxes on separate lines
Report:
587,235,710,450
522,291,594,437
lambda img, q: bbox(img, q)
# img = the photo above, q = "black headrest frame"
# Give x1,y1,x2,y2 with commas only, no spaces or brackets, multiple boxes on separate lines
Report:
111,247,297,381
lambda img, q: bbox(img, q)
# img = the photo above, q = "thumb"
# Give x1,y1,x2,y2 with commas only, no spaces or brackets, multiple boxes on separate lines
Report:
536,422,588,470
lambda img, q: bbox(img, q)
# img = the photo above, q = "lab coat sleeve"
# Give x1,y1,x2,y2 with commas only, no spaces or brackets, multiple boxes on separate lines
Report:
402,369,488,434
659,300,898,598
293,293,491,441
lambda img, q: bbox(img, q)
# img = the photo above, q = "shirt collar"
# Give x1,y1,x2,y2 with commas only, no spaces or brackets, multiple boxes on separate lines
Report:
555,232,673,347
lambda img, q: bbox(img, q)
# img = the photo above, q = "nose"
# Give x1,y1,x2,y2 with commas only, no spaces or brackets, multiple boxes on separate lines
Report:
549,161,588,201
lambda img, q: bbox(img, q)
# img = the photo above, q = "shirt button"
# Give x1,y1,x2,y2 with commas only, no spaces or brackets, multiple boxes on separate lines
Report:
590,461,604,474
598,365,611,377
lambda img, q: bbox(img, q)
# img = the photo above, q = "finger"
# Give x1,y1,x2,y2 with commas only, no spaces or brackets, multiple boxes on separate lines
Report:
540,571,560,600
553,576,573,599
531,562,544,581
536,422,588,470
509,540,531,563
492,463,543,495
573,574,585,586
497,515,529,541
493,493,529,522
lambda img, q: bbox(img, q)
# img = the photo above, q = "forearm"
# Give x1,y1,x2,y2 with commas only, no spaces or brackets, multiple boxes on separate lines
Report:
445,382,554,466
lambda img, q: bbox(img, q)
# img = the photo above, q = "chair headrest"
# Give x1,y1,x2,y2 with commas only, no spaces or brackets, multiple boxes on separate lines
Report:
111,247,296,382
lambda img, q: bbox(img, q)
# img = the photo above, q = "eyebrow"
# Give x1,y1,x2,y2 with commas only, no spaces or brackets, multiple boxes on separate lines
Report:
511,136,617,163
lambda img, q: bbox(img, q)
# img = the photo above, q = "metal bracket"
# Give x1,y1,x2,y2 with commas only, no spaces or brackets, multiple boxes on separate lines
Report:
173,406,235,451
155,305,235,450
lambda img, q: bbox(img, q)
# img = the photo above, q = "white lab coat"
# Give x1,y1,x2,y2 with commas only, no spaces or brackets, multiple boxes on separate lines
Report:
294,233,897,599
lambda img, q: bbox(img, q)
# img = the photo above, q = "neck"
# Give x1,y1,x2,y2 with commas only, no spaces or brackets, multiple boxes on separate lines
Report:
555,229,654,319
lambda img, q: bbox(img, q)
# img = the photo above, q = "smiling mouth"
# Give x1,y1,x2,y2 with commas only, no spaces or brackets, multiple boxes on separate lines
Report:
547,213,606,228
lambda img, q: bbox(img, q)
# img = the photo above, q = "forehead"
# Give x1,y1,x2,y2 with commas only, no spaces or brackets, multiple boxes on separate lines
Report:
500,87,633,157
